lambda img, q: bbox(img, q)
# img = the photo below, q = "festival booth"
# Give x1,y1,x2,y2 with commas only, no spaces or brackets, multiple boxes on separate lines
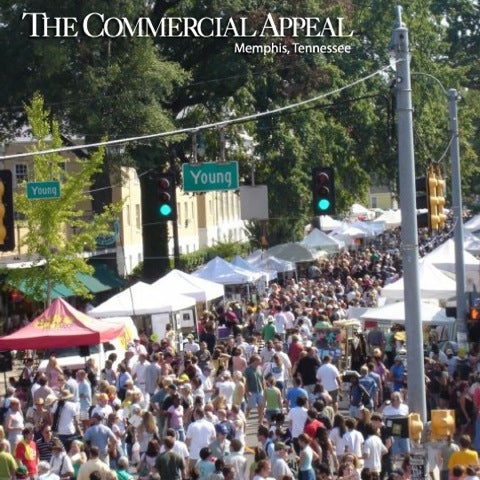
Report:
192,256,263,302
0,298,126,372
422,239,480,289
300,228,343,254
464,232,480,256
151,269,225,345
464,214,480,233
372,209,402,229
316,215,342,232
330,222,368,249
381,261,457,300
247,252,297,285
90,281,196,351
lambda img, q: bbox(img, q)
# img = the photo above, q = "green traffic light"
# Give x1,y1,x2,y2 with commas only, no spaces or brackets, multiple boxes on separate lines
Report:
317,198,331,211
159,204,172,216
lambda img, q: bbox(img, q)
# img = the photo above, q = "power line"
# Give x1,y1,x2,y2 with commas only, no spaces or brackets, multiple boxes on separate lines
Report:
0,64,394,161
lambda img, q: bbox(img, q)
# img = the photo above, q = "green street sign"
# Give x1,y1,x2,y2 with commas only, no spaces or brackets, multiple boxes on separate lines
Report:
26,181,61,200
182,161,239,193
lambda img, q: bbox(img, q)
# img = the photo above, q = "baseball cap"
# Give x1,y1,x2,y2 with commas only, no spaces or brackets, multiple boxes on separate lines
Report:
215,424,229,435
274,442,287,451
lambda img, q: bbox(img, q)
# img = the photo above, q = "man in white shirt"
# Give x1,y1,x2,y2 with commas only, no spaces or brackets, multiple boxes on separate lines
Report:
183,334,200,354
215,371,235,408
363,422,388,476
381,391,409,457
273,305,288,341
132,353,150,397
316,355,342,412
286,396,308,453
185,408,216,470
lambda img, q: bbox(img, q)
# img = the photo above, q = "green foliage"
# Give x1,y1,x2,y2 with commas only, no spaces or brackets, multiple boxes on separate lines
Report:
7,94,121,304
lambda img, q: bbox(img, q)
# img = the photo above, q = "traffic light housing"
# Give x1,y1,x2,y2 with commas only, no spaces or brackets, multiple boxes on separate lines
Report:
156,173,177,221
430,409,455,441
408,413,424,443
312,166,335,216
0,170,15,251
416,165,446,231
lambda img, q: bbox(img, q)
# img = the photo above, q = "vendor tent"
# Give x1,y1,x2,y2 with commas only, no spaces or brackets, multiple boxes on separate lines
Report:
373,210,402,229
422,239,480,288
253,255,296,274
90,281,195,318
464,214,480,233
381,261,457,300
300,228,341,253
152,269,224,302
0,298,125,350
231,255,276,282
266,243,326,263
360,300,454,325
464,232,480,255
192,257,263,285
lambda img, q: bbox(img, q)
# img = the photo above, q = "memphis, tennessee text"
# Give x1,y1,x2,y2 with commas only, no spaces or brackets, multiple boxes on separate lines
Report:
234,42,352,55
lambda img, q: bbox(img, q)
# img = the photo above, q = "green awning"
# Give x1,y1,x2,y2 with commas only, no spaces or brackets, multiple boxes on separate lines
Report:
90,263,125,289
15,279,76,300
75,272,111,294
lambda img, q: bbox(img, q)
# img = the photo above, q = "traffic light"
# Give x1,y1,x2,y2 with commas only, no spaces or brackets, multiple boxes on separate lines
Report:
408,413,424,444
312,166,335,216
0,170,15,251
430,409,455,440
435,166,447,230
156,172,177,221
416,165,446,231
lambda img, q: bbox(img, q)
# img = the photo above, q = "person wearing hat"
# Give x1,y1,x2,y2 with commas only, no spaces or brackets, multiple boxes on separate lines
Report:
271,442,293,478
49,437,74,480
184,335,200,354
50,390,81,449
208,424,231,461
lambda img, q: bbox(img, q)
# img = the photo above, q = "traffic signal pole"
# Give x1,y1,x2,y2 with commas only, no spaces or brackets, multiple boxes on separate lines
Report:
448,89,468,345
392,6,427,422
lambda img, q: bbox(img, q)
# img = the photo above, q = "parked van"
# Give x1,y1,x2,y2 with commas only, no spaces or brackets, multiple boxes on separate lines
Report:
37,316,138,373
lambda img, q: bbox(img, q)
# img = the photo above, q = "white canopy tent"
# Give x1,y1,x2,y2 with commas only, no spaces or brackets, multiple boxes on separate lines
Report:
372,210,402,229
231,255,277,282
422,239,480,289
317,215,342,232
151,269,224,302
90,281,196,317
300,228,342,253
192,256,263,285
266,242,327,263
464,214,480,233
464,232,480,256
381,261,457,300
360,300,455,325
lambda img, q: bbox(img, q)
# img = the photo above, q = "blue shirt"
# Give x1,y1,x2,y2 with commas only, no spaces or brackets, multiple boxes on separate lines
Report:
286,387,308,409
84,423,116,455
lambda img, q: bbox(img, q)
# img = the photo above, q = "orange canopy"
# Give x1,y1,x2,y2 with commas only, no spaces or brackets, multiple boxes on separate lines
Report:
0,298,125,350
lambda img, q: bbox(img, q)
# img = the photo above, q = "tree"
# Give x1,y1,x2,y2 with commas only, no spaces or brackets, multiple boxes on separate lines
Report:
7,94,120,305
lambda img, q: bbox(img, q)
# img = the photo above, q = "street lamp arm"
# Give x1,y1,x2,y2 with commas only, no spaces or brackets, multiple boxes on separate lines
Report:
411,72,448,96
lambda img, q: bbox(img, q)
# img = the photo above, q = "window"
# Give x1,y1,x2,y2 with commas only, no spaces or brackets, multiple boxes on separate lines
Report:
125,205,131,227
371,197,378,208
135,204,141,229
15,164,28,185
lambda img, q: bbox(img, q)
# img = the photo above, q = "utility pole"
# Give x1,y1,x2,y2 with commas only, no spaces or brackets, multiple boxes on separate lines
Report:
448,89,468,347
392,6,427,422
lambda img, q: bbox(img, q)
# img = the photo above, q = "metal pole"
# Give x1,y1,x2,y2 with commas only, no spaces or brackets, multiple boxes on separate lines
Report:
448,89,468,347
393,6,427,421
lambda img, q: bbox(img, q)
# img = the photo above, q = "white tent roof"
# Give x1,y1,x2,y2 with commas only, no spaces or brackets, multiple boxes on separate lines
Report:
317,215,342,231
90,281,196,317
152,269,224,302
360,300,454,324
253,255,296,273
351,221,384,236
231,255,276,282
300,228,341,253
331,222,367,239
192,256,263,285
423,239,480,288
381,261,457,300
372,209,402,228
464,214,480,232
266,242,326,263
464,232,480,255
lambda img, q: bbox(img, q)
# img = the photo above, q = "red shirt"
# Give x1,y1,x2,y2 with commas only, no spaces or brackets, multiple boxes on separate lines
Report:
14,440,39,476
289,341,304,365
304,418,325,439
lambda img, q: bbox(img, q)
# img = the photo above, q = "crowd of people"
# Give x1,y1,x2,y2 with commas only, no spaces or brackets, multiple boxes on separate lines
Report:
0,225,478,480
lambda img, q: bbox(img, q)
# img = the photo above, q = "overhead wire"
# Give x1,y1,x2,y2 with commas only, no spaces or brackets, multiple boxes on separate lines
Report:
0,63,395,161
